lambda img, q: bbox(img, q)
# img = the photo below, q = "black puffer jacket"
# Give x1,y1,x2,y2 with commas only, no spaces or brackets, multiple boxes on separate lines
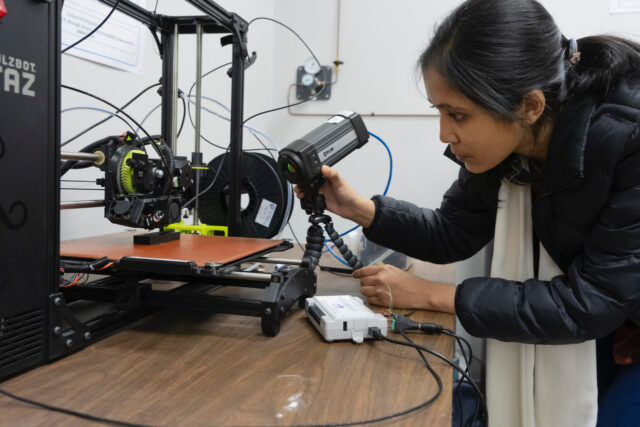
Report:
363,79,640,344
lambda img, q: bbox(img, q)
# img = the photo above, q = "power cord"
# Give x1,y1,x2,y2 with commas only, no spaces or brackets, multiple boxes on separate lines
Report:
375,318,488,426
62,0,121,54
0,388,150,427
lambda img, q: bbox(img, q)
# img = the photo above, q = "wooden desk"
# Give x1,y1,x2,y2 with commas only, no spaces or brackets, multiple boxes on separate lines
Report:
0,250,455,426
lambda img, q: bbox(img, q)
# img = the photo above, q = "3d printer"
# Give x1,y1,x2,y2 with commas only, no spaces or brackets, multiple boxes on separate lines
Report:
0,0,317,381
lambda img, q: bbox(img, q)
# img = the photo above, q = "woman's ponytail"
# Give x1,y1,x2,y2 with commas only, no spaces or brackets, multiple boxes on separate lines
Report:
567,35,640,101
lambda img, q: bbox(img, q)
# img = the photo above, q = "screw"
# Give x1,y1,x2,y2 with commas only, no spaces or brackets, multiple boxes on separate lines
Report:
65,339,74,348
153,210,165,222
84,332,92,341
264,308,272,315
54,297,62,306
272,277,279,282
280,307,286,314
53,326,62,336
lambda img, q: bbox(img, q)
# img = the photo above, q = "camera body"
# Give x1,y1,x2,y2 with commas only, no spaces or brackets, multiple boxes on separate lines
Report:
277,111,369,193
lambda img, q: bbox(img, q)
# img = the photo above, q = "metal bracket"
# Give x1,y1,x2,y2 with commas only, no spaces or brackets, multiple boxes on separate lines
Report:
219,13,249,59
49,293,91,358
260,267,316,336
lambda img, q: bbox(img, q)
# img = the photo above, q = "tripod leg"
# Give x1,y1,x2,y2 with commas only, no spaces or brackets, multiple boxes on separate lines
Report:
302,224,324,269
324,222,363,270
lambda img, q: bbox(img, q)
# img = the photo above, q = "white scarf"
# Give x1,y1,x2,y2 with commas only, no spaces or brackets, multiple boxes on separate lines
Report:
485,178,598,427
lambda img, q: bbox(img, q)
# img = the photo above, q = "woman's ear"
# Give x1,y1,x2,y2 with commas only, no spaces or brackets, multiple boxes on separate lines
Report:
519,90,546,125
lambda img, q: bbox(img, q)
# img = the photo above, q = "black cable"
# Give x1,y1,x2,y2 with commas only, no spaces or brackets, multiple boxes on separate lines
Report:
443,329,478,426
62,83,161,147
449,335,469,427
186,95,228,151
271,335,443,427
1,336,441,427
177,93,187,138
61,257,110,273
62,0,121,54
323,270,353,278
185,62,232,150
188,62,231,102
390,316,480,426
0,388,152,427
61,85,169,174
319,265,353,274
400,329,441,378
455,379,464,427
62,113,138,148
372,329,488,424
243,17,327,127
444,330,472,373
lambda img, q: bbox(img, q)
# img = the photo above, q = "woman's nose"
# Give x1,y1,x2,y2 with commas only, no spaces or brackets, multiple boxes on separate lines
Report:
439,117,458,144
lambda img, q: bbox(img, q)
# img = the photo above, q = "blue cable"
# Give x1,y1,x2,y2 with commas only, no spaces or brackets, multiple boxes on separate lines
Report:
60,106,140,140
61,106,117,115
324,242,351,267
370,131,393,196
323,130,393,263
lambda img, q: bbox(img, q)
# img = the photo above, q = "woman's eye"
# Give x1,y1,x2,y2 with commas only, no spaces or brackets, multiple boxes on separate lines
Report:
448,112,465,122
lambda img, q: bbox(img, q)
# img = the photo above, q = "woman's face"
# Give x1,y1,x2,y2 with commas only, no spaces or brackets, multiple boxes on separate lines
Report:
423,68,529,174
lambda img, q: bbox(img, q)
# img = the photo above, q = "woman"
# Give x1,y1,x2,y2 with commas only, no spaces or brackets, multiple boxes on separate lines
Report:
295,0,640,425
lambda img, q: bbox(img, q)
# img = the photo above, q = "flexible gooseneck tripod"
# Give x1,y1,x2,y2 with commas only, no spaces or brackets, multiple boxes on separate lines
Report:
300,190,363,271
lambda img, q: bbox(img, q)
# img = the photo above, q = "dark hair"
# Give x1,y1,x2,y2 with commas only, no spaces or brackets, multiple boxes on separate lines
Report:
420,0,640,198
419,0,640,126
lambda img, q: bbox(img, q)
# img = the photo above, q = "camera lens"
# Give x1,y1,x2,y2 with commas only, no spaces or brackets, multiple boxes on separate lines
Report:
277,153,300,183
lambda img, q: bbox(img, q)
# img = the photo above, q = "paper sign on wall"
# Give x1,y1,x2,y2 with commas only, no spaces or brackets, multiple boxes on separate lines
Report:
61,0,146,75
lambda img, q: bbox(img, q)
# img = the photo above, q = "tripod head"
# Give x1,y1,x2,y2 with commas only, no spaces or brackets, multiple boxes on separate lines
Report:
300,182,327,216
299,186,363,271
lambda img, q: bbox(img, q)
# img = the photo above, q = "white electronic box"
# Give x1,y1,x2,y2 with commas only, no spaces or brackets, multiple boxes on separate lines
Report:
305,295,388,343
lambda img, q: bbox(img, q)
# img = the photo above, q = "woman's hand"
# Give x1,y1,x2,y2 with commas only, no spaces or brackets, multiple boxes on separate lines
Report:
353,264,457,313
294,165,375,228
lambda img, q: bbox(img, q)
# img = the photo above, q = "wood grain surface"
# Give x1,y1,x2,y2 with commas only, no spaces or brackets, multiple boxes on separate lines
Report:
1,248,456,427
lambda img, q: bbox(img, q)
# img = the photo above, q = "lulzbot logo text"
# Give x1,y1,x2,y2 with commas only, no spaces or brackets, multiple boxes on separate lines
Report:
0,53,36,97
